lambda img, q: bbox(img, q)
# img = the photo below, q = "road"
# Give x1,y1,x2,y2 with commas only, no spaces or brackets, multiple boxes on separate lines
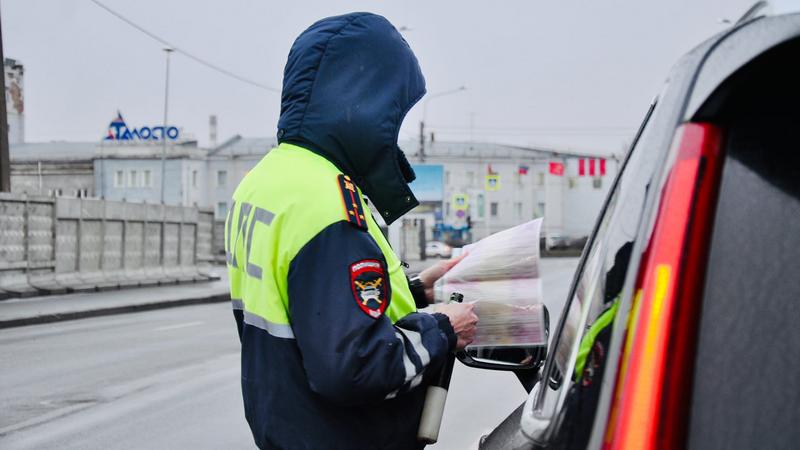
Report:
0,258,578,450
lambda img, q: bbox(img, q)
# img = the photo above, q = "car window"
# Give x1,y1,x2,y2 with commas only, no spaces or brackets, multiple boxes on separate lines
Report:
528,98,663,447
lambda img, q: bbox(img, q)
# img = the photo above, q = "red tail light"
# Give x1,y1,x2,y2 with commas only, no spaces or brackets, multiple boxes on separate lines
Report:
604,123,724,449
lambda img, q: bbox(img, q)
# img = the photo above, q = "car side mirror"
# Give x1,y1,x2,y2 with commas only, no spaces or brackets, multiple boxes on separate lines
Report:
456,304,549,372
456,345,547,371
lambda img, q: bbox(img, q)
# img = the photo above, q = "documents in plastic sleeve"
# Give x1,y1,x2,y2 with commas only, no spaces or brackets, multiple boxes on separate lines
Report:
434,218,546,348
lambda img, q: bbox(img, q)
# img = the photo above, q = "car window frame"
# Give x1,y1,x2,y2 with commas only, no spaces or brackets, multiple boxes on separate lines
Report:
520,98,658,445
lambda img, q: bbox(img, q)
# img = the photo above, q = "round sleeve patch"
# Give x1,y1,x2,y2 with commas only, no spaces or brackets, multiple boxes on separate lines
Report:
349,259,390,318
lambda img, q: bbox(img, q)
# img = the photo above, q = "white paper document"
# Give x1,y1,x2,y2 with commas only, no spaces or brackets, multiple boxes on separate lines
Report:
434,218,546,348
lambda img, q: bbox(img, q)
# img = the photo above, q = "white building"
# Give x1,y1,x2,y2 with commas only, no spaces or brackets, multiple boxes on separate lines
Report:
205,136,276,219
9,141,95,197
4,58,24,144
399,140,619,243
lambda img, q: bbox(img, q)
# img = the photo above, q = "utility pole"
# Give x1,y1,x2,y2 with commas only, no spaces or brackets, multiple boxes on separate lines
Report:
160,48,173,204
0,7,10,192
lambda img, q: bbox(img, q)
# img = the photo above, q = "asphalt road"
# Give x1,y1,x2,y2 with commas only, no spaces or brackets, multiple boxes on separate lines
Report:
0,257,578,450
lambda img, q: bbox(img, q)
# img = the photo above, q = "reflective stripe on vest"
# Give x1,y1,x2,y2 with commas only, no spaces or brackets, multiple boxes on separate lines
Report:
225,143,416,338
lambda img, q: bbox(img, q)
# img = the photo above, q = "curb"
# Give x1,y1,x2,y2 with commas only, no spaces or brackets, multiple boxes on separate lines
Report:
0,292,231,329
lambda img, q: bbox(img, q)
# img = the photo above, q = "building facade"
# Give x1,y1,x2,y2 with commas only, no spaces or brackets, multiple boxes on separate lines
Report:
400,140,619,243
94,141,206,207
9,142,96,197
205,136,276,219
4,58,24,145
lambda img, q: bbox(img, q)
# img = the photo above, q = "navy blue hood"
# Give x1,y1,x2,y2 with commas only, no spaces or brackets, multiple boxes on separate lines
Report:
277,12,426,225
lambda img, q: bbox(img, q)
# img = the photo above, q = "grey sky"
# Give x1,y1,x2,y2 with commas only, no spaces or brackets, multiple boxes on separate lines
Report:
2,0,764,156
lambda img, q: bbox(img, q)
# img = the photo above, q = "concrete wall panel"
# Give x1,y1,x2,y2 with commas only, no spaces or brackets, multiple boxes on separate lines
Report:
0,200,26,266
55,219,78,273
103,220,123,270
124,222,144,269
144,223,161,266
180,223,195,266
27,201,55,266
79,220,102,271
163,223,179,266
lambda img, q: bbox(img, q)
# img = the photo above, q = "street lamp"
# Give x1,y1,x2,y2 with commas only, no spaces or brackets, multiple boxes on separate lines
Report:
419,85,466,161
160,47,174,204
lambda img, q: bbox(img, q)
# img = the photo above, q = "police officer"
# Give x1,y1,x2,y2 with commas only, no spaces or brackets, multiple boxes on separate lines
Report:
225,12,478,450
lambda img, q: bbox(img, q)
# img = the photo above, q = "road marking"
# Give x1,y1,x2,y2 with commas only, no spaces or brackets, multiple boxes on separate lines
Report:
152,321,204,332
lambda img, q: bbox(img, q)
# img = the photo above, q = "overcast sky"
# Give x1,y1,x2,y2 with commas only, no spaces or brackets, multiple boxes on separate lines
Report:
2,0,773,156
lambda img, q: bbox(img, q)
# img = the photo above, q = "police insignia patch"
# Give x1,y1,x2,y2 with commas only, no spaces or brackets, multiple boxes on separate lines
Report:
337,174,368,231
349,259,390,318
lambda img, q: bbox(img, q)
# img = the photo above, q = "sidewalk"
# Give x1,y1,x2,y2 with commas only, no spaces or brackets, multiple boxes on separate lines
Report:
0,267,230,329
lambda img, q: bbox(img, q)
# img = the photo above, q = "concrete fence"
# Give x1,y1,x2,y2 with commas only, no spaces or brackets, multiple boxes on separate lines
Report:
0,192,220,299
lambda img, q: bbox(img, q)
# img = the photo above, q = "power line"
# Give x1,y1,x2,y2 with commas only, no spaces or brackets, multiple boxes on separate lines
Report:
88,0,280,93
428,124,634,132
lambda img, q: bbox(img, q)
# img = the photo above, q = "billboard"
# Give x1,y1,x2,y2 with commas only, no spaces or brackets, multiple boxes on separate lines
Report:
409,164,444,202
104,111,180,142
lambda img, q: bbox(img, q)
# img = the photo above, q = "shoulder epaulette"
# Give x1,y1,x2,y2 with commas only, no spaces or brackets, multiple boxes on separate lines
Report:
337,174,368,231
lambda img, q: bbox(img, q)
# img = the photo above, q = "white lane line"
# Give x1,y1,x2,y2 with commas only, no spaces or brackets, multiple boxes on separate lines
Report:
152,321,204,332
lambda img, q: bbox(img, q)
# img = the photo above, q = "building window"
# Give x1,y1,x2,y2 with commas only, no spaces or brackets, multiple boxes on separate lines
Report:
192,170,198,188
217,170,227,187
515,202,522,219
143,170,152,188
114,170,124,188
445,171,450,186
514,172,521,185
129,170,138,188
537,201,545,218
445,202,450,218
538,172,545,186
477,193,485,218
466,171,475,186
217,201,228,219
490,202,499,217
593,177,602,189
568,177,577,189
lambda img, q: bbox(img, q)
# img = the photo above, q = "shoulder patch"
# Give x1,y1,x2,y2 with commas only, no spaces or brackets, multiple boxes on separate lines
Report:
349,259,390,319
337,174,368,231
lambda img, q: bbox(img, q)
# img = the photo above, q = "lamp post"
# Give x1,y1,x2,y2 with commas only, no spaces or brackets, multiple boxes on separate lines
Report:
419,85,466,162
0,7,10,192
160,48,173,204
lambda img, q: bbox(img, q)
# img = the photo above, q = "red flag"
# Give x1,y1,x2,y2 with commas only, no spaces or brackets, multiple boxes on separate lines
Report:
600,159,606,176
488,164,497,175
549,162,565,176
578,159,586,176
589,159,596,176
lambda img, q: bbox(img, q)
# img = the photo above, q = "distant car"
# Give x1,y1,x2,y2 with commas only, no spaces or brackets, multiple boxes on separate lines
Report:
544,234,570,250
457,8,800,450
425,241,452,258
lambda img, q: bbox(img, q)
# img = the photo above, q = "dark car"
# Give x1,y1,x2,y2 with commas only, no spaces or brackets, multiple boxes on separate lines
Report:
457,5,800,450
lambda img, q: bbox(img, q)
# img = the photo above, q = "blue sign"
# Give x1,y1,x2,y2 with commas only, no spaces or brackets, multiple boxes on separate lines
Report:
104,111,180,141
410,164,444,202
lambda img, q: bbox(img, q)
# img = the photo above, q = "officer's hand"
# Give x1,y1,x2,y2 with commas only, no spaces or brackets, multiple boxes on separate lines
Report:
437,302,478,350
418,252,468,303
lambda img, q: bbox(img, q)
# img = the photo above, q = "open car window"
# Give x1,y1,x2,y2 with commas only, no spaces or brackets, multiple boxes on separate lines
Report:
525,98,661,447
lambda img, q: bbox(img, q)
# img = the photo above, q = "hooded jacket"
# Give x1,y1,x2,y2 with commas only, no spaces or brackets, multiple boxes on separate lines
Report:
277,11,424,224
228,13,456,450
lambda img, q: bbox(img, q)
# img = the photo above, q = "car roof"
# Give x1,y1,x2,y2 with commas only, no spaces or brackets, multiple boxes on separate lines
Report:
684,12,800,119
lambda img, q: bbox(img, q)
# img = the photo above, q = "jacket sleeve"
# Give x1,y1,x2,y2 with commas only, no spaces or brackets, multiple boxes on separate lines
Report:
287,221,456,406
